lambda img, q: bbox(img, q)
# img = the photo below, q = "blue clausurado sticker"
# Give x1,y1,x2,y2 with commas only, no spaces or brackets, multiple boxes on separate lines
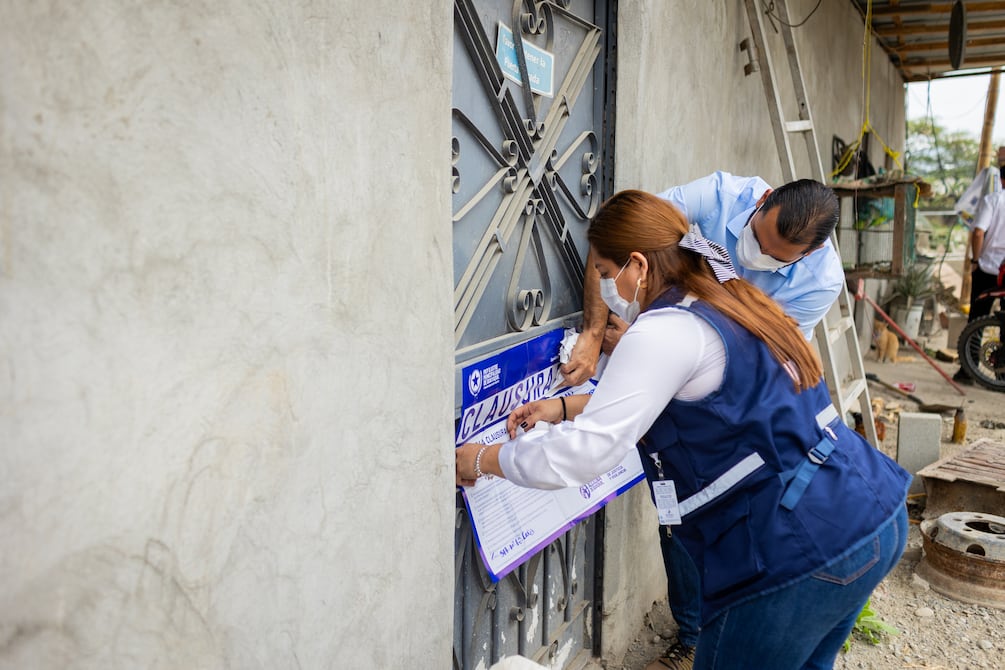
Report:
457,327,645,581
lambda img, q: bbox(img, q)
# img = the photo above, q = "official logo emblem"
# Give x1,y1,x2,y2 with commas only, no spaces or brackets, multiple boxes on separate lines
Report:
468,369,483,397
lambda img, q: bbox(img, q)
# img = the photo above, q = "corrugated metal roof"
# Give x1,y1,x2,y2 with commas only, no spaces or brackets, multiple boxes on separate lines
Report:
847,1,1005,81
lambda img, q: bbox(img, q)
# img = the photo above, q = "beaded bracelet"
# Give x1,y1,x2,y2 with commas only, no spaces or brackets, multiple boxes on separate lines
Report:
474,444,491,479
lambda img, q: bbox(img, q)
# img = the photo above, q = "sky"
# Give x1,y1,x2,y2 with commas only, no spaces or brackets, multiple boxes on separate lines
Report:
906,72,1005,147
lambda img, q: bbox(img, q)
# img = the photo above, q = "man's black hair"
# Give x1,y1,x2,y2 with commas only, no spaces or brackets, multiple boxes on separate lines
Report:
762,179,839,253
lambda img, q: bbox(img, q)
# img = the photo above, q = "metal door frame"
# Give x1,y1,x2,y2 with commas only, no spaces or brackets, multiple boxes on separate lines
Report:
451,1,617,667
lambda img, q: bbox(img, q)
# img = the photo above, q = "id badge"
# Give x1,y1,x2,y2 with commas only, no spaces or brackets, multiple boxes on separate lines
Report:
653,479,681,526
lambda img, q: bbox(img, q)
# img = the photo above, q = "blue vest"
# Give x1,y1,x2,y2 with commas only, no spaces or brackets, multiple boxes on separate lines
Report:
639,288,910,622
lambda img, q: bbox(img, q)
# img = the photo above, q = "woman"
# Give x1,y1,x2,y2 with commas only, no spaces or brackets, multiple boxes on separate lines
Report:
455,190,910,670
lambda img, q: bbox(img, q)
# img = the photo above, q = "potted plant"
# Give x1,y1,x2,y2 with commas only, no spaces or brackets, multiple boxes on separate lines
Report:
887,263,935,340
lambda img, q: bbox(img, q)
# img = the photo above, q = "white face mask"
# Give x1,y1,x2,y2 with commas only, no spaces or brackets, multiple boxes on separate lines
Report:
599,259,641,323
735,217,792,272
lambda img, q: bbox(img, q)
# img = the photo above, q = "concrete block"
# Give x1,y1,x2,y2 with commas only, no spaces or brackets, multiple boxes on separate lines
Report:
947,314,969,349
490,658,549,670
897,412,943,493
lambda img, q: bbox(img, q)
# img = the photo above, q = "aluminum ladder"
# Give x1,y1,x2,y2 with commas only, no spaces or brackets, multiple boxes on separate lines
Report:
739,0,879,446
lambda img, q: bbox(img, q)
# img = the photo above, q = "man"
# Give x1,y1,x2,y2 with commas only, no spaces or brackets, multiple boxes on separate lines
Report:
561,171,844,670
563,171,844,382
953,166,1005,385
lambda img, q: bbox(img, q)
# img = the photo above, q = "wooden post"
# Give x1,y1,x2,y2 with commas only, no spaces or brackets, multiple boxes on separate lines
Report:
893,184,906,275
977,72,1001,170
962,69,1001,308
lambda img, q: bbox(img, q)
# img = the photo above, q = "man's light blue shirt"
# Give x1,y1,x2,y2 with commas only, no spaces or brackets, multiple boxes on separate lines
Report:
657,171,844,339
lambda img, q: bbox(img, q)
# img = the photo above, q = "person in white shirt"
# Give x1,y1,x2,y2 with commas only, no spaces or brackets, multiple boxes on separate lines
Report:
455,190,909,670
555,173,843,668
954,169,1005,385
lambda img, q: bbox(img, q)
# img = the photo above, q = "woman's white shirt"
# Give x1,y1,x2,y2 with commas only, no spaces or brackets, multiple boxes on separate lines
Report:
498,304,726,489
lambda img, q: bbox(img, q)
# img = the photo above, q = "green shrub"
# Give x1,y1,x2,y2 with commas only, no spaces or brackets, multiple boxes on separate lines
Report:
843,598,899,652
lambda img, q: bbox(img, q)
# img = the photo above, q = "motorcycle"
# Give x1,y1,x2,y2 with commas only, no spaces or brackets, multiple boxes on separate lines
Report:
956,261,1005,392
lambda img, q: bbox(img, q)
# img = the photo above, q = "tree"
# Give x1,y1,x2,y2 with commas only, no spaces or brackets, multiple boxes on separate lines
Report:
905,118,980,209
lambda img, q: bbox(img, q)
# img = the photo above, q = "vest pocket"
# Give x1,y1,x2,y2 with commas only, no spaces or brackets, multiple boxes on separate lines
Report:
696,497,765,598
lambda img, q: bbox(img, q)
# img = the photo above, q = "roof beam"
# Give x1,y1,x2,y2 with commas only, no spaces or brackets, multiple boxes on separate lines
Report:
871,2,1005,17
902,55,1005,73
891,36,1005,54
874,19,1005,36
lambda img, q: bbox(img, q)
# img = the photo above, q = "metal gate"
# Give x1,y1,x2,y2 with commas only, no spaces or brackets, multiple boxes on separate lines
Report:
451,0,615,667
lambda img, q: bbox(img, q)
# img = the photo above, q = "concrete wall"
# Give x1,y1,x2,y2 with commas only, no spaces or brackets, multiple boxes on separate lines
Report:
615,0,904,193
0,2,455,668
598,0,907,659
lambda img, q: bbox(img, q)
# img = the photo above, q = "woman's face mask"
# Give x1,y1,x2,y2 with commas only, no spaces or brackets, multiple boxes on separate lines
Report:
735,210,794,272
599,259,641,323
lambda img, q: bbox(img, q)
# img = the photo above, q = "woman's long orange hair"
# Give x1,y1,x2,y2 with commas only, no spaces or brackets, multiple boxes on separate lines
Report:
587,190,822,392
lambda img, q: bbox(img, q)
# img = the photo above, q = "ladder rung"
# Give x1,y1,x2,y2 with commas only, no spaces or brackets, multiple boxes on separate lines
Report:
827,316,855,345
784,120,814,133
840,378,868,412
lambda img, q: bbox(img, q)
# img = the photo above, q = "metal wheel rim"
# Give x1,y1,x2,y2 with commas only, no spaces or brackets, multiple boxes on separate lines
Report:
959,317,1005,391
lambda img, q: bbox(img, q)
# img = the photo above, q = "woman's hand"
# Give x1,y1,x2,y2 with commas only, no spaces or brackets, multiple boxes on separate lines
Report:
456,443,503,487
506,398,563,439
455,442,481,487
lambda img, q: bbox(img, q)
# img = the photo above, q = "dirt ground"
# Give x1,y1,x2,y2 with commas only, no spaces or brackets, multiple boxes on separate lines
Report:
613,322,1005,670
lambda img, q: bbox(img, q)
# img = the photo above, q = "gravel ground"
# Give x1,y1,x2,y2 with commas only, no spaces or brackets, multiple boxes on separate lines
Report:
614,344,1005,670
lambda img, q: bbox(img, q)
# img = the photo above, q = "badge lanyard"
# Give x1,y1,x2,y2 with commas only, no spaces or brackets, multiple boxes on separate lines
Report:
652,454,681,527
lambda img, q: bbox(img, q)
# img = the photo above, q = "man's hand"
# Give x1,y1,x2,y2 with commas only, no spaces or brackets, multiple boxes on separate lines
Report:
562,246,608,387
601,313,629,356
560,330,602,386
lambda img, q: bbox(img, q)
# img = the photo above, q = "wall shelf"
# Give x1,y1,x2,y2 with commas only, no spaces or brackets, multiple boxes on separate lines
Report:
831,176,932,278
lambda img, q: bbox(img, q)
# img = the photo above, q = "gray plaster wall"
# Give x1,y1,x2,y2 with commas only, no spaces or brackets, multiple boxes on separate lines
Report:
1,2,454,668
615,0,904,193
598,0,907,658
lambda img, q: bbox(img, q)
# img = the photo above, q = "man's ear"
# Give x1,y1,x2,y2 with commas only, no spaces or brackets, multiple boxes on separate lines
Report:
802,243,825,257
755,188,773,208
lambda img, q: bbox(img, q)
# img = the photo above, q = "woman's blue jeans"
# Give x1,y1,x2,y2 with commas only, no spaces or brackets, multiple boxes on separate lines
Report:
694,504,908,670
659,525,702,648
642,450,704,649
